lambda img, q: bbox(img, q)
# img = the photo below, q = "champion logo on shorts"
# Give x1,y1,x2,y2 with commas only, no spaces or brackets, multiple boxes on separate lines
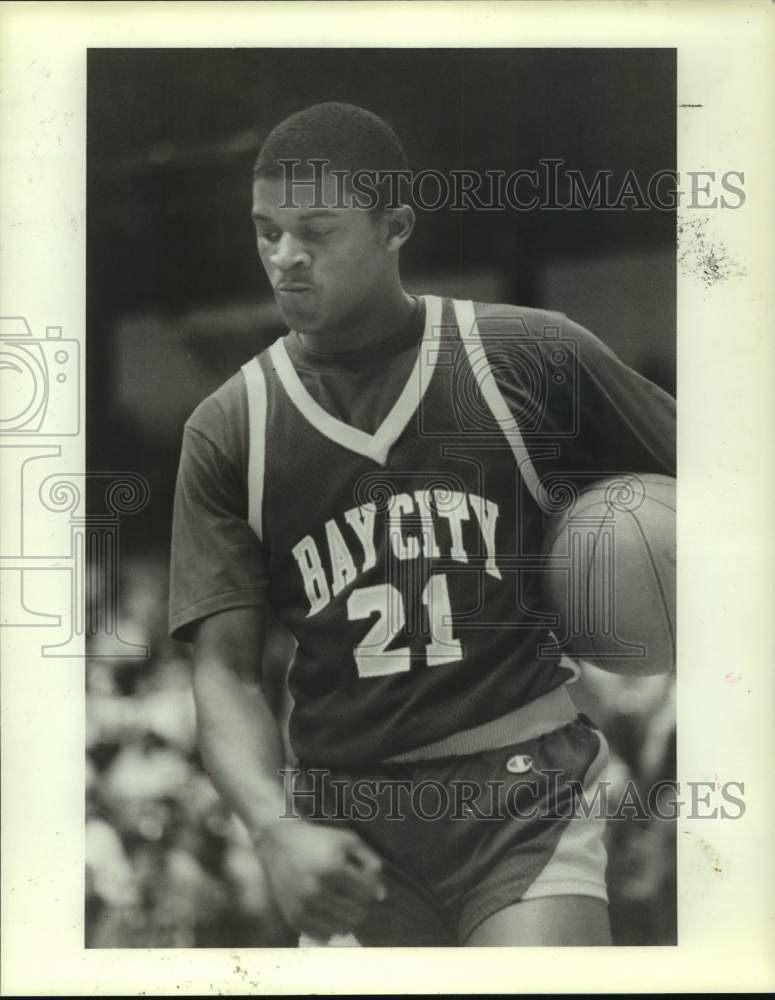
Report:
506,754,534,774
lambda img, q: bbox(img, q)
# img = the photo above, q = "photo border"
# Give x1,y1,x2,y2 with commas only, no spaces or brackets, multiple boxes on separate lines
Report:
1,1,773,994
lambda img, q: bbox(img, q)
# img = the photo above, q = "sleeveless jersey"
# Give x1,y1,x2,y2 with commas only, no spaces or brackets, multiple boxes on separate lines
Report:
241,296,575,765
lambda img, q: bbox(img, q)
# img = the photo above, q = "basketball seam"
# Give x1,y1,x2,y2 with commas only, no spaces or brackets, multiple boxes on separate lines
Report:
567,494,675,519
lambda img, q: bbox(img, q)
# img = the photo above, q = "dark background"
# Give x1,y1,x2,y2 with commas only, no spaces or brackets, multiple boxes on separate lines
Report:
85,49,677,948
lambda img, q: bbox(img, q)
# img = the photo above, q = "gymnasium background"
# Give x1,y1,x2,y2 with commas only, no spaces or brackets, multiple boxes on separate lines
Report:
85,49,677,947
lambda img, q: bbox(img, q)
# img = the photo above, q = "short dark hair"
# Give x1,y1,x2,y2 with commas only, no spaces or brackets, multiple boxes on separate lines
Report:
253,102,409,208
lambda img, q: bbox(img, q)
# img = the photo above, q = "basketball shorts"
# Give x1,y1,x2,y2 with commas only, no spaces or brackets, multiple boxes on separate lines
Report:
293,711,610,946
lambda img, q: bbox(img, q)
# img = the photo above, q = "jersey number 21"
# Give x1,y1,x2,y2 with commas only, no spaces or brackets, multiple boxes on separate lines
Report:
346,574,462,678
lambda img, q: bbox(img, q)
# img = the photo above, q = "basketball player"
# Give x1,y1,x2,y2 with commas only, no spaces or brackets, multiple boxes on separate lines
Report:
169,103,676,947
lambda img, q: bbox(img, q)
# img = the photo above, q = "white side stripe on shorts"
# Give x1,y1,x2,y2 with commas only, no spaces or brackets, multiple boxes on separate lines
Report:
240,357,268,542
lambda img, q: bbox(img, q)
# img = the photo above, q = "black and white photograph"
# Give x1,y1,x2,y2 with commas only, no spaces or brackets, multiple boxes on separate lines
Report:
2,2,773,995
85,46,678,951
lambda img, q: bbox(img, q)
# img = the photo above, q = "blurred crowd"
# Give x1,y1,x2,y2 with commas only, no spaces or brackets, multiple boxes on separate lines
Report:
86,556,292,948
86,555,676,948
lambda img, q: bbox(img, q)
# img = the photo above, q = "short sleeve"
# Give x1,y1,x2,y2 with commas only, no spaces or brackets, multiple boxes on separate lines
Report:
491,309,676,484
168,402,268,642
541,314,676,478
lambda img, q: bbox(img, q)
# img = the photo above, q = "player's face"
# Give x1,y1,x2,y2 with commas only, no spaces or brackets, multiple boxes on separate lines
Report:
252,172,391,335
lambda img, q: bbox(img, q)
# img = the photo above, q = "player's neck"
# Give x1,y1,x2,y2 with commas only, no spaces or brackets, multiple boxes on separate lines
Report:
296,285,417,355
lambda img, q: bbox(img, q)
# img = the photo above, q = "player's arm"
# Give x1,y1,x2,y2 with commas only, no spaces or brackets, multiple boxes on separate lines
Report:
170,399,385,941
191,604,289,836
191,604,386,941
561,314,676,477
512,312,677,480
485,306,675,480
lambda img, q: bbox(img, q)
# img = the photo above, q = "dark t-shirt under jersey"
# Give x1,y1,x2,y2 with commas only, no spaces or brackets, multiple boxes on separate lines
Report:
286,295,426,436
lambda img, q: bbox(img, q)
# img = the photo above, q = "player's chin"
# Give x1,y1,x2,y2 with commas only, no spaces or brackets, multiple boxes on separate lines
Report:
275,294,325,332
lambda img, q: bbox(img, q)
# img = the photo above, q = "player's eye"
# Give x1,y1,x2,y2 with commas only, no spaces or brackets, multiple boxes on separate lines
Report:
301,224,336,240
256,227,282,243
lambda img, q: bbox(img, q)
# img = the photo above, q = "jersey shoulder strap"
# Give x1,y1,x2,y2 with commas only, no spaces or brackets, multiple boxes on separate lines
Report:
240,355,268,541
451,298,544,510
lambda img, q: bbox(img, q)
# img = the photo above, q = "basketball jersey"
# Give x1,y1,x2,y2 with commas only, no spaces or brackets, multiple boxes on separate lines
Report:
240,296,575,765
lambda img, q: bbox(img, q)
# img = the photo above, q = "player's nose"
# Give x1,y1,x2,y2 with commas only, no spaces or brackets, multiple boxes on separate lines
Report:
270,232,311,270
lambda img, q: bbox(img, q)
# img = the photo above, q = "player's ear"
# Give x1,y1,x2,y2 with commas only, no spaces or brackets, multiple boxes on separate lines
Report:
382,205,415,251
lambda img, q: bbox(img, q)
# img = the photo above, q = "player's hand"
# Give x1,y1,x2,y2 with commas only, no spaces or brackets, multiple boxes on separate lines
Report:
254,818,386,942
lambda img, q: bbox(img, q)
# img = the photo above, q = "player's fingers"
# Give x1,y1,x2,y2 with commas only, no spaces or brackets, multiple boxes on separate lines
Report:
342,834,383,875
321,862,386,904
343,839,386,899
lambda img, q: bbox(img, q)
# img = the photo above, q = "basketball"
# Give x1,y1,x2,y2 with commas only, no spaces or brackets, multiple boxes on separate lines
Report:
541,473,676,676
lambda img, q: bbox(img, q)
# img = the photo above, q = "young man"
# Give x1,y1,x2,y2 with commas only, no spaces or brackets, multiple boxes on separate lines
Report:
169,102,676,947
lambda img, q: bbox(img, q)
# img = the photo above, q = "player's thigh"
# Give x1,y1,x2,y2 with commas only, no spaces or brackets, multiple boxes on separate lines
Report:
463,894,611,947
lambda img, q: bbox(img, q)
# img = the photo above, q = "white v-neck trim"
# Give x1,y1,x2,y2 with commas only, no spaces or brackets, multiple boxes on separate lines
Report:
270,295,442,466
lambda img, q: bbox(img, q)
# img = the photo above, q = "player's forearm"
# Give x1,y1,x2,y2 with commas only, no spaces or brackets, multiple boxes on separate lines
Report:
193,657,295,840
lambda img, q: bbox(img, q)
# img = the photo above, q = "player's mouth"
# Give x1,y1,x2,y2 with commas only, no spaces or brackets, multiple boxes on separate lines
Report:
276,283,314,295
